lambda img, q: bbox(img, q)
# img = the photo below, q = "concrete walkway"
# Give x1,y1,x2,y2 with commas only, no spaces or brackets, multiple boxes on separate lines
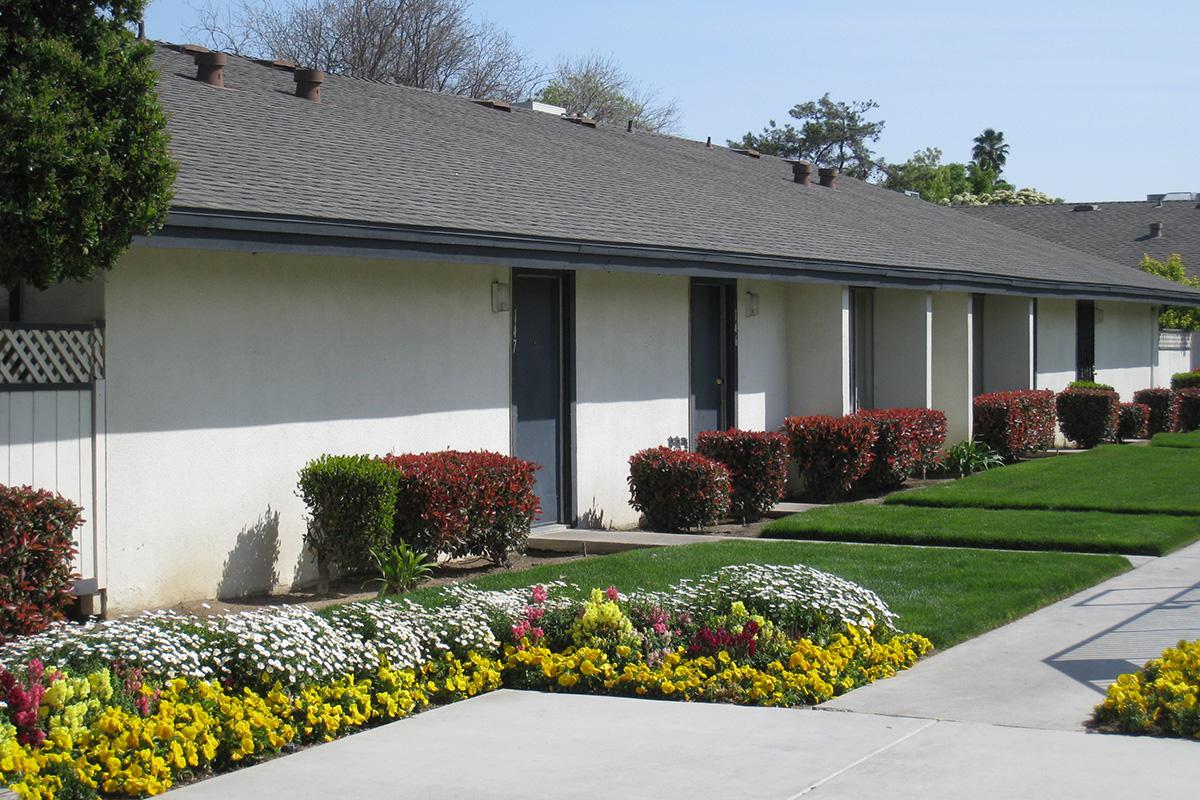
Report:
823,539,1200,729
165,541,1200,799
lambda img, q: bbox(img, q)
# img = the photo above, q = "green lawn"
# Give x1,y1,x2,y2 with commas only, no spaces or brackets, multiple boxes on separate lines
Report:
761,505,1200,556
1151,431,1200,449
886,445,1200,515
393,540,1128,649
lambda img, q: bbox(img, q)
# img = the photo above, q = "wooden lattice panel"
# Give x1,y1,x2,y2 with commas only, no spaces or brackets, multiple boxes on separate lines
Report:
0,326,104,385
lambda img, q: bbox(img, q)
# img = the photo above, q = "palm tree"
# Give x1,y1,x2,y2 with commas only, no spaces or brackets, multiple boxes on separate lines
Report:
971,128,1009,174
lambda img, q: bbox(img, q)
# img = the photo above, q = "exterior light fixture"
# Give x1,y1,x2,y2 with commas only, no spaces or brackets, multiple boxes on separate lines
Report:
745,291,760,317
492,281,510,313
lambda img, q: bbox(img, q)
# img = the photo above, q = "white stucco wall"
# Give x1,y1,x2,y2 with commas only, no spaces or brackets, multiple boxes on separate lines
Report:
980,295,1034,393
785,283,849,417
872,289,931,409
931,292,973,443
1095,301,1156,400
1035,298,1076,392
736,280,789,431
574,270,689,529
21,278,105,324
102,248,512,610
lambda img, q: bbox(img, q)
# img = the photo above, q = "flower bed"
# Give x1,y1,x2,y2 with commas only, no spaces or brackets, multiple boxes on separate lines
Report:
0,564,930,798
1092,639,1200,738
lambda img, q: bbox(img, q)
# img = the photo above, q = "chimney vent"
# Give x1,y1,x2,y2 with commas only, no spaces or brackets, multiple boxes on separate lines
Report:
193,51,227,88
792,161,813,186
1150,221,1164,238
1072,204,1099,212
294,68,325,102
705,136,713,149
818,167,838,189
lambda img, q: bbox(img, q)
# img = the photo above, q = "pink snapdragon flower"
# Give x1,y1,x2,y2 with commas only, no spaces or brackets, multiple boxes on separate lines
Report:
604,586,619,602
531,585,548,604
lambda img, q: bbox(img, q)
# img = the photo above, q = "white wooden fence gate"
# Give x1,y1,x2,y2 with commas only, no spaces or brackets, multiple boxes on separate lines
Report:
0,324,106,605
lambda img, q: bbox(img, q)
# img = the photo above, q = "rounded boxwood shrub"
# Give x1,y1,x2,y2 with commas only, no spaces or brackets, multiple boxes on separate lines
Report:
1172,388,1200,432
696,429,789,522
0,486,83,642
297,455,397,594
628,447,731,531
1133,388,1173,436
1056,388,1119,448
383,451,541,566
781,415,876,502
1117,402,1151,441
972,389,1056,461
1170,371,1200,390
1068,379,1115,392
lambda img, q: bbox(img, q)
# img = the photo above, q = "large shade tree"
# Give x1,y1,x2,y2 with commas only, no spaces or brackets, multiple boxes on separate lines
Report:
193,0,540,102
730,94,885,179
536,53,679,133
0,0,175,290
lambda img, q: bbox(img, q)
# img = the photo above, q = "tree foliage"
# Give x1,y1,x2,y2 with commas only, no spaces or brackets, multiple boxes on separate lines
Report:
0,0,175,290
536,53,679,133
971,127,1009,174
193,0,540,101
730,94,885,179
1140,254,1200,331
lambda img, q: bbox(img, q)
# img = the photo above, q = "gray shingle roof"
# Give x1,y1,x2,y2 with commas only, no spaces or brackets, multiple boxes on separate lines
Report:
959,201,1200,279
152,45,1196,302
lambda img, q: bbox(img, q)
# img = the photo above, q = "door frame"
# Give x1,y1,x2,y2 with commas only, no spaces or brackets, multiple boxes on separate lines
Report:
509,269,576,527
688,277,737,443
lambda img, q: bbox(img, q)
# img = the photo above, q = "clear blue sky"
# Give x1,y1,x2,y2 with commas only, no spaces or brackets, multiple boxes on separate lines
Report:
145,0,1199,202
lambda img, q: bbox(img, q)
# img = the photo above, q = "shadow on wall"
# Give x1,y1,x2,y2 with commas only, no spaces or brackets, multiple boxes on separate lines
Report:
577,499,613,530
291,542,318,592
216,507,281,600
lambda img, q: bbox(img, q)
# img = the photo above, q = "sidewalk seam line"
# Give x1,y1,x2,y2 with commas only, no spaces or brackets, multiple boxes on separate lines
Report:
783,718,939,799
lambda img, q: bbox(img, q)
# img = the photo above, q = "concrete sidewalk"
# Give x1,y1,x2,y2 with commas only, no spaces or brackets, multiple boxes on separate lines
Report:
165,539,1200,798
166,690,1200,799
822,539,1200,729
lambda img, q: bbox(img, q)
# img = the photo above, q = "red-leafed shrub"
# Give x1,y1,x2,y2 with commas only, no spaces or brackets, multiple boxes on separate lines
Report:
1173,388,1200,432
1133,388,1173,436
383,451,540,566
0,486,82,642
854,409,919,491
628,447,731,531
1117,403,1151,441
781,415,876,501
696,430,789,522
909,408,949,469
973,389,1056,460
1056,388,1119,448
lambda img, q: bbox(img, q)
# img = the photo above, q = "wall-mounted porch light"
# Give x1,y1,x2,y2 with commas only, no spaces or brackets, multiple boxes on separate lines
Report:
745,291,760,317
492,281,510,313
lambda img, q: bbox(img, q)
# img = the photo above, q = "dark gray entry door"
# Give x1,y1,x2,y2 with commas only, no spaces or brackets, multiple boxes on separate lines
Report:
690,280,734,442
512,273,567,524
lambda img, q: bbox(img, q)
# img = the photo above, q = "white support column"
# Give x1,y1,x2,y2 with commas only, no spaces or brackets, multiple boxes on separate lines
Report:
932,292,974,443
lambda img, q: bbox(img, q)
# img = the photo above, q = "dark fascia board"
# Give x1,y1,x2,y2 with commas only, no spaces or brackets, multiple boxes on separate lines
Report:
138,208,1200,306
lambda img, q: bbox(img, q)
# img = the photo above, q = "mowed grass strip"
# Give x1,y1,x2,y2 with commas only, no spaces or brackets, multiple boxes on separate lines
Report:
393,540,1129,649
761,505,1200,556
886,445,1200,515
1151,431,1200,449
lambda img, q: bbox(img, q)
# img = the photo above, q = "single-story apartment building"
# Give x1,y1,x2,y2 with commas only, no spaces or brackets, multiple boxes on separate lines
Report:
962,195,1200,374
3,44,1198,612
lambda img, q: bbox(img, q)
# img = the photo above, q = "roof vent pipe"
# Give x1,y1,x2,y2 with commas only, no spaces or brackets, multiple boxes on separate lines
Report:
193,51,227,87
792,161,813,186
1150,221,1164,238
294,68,325,102
818,167,838,189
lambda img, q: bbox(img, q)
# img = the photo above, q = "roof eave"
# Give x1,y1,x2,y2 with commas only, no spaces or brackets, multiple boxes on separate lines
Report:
137,208,1200,307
